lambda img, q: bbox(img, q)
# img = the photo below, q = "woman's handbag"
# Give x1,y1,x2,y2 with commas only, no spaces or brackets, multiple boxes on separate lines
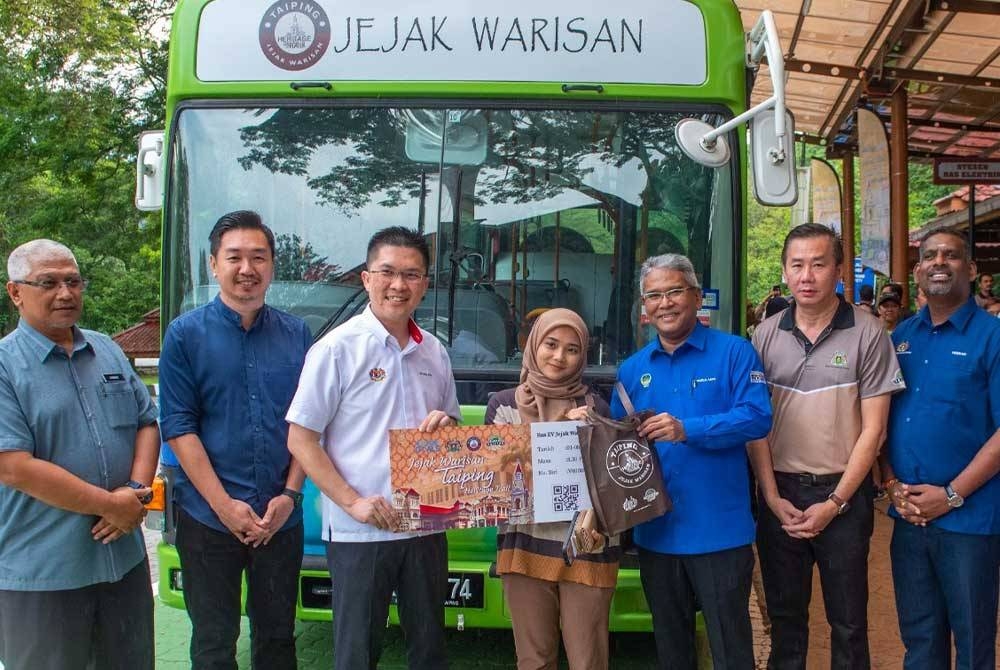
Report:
576,382,671,536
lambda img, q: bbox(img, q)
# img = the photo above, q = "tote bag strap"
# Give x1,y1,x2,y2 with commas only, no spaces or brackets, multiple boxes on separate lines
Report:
614,381,637,416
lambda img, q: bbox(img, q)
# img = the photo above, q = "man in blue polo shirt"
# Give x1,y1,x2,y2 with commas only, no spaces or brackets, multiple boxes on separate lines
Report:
159,211,312,669
612,253,772,669
881,228,1000,670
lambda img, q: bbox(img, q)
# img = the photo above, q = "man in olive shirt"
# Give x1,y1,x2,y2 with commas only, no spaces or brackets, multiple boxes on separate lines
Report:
751,224,903,669
0,239,159,670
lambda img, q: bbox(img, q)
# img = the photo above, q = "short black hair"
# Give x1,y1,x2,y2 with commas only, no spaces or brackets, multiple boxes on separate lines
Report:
367,226,431,272
781,223,844,267
771,284,782,292
209,210,276,258
883,282,903,299
918,227,970,262
859,284,874,301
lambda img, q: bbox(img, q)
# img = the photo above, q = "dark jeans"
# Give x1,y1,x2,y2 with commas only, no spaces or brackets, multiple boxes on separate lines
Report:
757,473,874,670
326,533,448,670
638,544,755,670
890,520,1000,670
175,507,303,670
0,557,153,670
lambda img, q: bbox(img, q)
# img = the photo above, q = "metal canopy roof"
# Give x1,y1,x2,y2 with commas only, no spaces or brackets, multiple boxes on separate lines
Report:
738,0,1000,159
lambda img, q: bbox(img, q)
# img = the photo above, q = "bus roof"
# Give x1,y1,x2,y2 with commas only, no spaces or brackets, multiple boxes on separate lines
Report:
167,0,747,111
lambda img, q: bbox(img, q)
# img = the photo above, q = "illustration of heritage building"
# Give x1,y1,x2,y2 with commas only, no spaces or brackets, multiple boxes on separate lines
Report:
392,490,515,530
508,462,532,524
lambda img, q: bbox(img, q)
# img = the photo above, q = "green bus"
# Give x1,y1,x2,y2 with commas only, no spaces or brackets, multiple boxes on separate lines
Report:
137,0,794,630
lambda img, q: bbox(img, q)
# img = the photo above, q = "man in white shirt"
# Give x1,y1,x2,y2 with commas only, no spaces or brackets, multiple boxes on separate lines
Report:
287,226,460,670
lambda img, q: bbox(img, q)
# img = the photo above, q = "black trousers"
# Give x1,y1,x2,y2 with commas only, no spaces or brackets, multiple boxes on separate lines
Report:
756,473,874,670
326,533,449,670
0,557,153,670
175,507,303,670
638,543,755,670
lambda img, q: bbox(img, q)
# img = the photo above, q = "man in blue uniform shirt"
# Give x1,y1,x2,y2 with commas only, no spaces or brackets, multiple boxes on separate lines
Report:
881,228,1000,670
612,253,772,669
159,211,313,669
0,239,159,670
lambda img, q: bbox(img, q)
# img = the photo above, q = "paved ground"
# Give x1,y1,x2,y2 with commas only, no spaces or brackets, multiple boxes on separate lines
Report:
20,503,990,668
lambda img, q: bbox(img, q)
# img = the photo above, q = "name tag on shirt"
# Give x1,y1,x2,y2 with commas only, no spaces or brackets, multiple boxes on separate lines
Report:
102,373,126,382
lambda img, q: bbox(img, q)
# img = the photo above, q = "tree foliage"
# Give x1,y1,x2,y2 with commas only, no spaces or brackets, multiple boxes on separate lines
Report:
0,1,173,335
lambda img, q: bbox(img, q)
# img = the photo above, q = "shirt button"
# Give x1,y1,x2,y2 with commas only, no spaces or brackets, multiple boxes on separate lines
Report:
924,360,928,364
906,417,911,422
248,363,255,368
915,388,920,392
251,394,257,399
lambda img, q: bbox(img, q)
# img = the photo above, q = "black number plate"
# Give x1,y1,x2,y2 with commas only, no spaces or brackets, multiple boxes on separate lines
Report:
444,571,484,608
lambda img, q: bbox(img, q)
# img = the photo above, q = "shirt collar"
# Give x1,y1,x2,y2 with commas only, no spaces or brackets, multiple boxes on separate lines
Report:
211,294,269,331
916,295,978,332
778,294,855,332
652,320,708,356
359,305,424,348
16,320,91,362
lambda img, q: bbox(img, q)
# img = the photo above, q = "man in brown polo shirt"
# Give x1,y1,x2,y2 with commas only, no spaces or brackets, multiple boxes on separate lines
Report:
749,223,903,670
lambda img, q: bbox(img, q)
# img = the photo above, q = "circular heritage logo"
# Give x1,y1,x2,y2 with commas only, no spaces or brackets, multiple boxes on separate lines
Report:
259,1,331,72
605,439,654,489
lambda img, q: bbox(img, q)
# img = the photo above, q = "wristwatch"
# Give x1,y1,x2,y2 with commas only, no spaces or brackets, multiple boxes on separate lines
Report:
126,480,154,505
945,484,965,509
827,492,850,515
281,488,304,508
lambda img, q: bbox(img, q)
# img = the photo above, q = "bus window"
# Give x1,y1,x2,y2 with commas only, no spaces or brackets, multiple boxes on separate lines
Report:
165,105,736,399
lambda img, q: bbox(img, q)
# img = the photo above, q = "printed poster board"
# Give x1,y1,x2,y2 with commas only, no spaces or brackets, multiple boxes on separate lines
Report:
389,422,592,531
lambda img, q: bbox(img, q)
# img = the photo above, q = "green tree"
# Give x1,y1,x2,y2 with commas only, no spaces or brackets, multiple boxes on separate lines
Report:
0,1,173,335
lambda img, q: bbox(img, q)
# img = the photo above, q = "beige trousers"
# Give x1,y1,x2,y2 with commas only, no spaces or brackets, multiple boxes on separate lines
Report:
502,572,615,670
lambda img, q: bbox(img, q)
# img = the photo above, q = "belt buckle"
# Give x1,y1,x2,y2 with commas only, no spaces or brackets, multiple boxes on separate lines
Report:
798,472,819,486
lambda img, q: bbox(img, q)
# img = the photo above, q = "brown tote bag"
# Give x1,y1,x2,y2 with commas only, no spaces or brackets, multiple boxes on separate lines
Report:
576,382,671,536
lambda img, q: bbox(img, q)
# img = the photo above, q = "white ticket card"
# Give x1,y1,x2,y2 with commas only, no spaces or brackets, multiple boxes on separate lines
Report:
530,421,593,524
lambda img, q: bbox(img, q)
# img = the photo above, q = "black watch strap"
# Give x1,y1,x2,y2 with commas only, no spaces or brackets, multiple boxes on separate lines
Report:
126,480,154,505
281,488,303,508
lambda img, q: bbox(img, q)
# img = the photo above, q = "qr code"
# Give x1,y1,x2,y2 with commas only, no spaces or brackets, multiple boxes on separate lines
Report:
552,484,580,512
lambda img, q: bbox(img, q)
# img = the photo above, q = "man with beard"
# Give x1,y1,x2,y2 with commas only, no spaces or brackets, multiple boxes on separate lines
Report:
974,271,994,308
159,211,312,669
880,228,1000,669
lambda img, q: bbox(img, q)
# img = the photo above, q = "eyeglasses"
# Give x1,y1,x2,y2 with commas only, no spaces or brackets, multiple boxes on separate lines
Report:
12,277,89,292
367,269,427,284
642,286,696,303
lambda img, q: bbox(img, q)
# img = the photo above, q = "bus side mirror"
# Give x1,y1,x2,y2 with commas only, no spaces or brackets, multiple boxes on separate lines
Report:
136,130,165,211
750,109,797,206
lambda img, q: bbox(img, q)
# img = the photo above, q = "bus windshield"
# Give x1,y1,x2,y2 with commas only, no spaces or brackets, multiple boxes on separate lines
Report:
165,103,738,394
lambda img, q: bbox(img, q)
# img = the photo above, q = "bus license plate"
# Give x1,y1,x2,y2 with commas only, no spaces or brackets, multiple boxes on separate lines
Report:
445,572,484,608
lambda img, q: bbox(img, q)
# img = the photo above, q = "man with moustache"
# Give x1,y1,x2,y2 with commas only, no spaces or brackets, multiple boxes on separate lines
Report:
974,271,994,308
158,211,312,669
0,239,158,669
880,228,1000,669
751,223,903,670
613,253,773,669
287,226,460,670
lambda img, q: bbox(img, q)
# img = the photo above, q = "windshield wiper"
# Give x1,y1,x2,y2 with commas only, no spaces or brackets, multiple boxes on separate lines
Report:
313,286,367,341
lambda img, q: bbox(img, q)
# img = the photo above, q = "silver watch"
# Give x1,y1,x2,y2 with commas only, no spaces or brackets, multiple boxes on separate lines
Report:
945,484,964,509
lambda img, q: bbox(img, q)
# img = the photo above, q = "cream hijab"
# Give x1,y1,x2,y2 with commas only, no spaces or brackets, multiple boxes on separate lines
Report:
514,308,590,423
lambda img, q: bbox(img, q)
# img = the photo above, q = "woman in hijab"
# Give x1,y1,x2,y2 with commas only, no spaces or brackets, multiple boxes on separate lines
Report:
484,308,618,670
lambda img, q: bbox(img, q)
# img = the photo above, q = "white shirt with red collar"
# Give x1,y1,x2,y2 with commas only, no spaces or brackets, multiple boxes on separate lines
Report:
286,305,460,542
